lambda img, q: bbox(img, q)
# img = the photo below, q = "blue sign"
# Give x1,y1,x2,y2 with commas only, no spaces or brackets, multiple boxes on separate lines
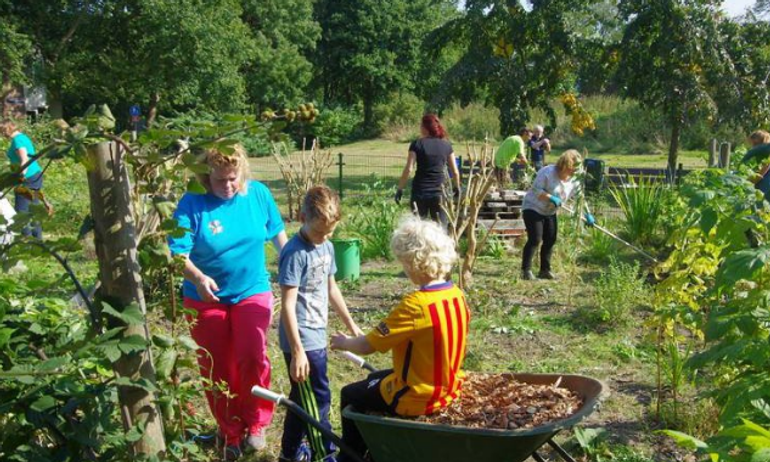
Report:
129,104,141,117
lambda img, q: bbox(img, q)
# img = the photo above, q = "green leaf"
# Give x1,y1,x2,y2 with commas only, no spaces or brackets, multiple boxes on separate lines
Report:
114,376,159,393
30,395,57,412
0,328,15,348
659,430,709,450
155,349,178,380
187,179,207,194
177,335,199,351
717,247,770,286
700,208,718,234
102,302,145,326
125,424,144,443
39,356,68,371
152,334,174,348
118,335,148,354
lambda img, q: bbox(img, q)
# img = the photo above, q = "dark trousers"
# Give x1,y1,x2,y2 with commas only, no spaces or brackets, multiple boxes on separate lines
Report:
14,173,43,239
410,195,443,223
282,350,335,461
337,369,393,462
521,209,558,273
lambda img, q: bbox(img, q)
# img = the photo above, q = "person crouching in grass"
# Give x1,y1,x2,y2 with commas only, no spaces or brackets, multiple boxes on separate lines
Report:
331,215,470,462
279,185,363,462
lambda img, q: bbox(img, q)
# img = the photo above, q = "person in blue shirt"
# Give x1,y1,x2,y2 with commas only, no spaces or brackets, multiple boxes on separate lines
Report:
168,145,287,459
278,185,362,462
1,119,44,238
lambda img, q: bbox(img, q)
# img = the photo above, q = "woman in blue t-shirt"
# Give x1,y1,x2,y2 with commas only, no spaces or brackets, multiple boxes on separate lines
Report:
168,145,287,458
0,119,43,238
395,114,461,222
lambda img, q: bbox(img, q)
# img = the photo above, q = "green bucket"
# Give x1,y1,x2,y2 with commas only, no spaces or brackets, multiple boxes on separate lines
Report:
331,238,361,281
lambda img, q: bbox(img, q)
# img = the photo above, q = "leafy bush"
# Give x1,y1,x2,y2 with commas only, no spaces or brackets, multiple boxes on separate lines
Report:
374,92,424,141
589,257,648,327
443,102,500,141
305,106,363,147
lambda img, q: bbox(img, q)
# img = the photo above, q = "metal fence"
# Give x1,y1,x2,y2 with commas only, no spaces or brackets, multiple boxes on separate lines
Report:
249,152,406,206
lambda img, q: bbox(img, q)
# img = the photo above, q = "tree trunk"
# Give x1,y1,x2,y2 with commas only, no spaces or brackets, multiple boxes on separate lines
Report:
147,92,160,127
86,142,166,458
363,93,374,134
667,117,681,178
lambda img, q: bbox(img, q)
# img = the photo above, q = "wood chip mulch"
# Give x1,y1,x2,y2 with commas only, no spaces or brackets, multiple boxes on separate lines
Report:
414,373,583,430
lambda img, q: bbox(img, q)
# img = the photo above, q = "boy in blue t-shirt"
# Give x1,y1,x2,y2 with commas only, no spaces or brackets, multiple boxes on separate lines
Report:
279,185,363,462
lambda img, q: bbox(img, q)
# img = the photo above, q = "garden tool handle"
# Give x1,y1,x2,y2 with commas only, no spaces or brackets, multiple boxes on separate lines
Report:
339,350,378,372
252,385,367,462
250,385,285,404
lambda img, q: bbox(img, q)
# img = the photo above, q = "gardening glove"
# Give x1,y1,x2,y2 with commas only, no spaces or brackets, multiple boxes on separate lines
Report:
394,189,403,205
584,212,596,227
548,194,562,207
452,187,460,200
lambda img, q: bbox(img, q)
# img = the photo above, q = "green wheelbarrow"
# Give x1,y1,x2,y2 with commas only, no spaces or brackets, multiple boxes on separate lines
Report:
254,371,603,462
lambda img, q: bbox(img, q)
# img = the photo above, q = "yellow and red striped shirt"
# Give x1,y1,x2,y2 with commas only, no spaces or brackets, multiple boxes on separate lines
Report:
365,282,470,416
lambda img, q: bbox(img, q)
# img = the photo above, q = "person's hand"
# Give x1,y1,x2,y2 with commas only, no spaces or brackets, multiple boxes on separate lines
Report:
584,212,596,227
394,189,403,205
750,172,763,184
331,332,350,350
194,275,220,302
290,350,310,382
549,195,562,207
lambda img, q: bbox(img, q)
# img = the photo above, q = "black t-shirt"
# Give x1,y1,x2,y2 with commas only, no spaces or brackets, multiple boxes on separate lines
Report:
409,137,453,198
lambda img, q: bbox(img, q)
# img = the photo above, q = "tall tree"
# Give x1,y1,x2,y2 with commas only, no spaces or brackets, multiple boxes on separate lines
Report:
428,0,596,136
617,0,729,173
241,0,321,111
714,18,770,131
0,17,33,116
10,0,256,120
314,0,440,128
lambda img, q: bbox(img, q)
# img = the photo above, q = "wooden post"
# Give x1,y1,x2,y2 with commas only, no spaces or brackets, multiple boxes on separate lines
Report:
708,139,718,168
86,142,166,457
719,142,731,169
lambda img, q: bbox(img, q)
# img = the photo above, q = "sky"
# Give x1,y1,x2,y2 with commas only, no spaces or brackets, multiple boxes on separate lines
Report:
723,0,756,17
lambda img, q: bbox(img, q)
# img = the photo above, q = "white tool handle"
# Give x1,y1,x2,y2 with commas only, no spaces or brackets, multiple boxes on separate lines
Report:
339,350,367,368
251,385,285,404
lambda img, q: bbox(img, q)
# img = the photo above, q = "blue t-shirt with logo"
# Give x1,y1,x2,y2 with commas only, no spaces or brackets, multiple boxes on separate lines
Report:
7,133,42,178
278,233,337,352
168,180,285,304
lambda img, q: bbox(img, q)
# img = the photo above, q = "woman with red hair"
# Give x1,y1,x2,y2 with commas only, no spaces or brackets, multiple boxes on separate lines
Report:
395,114,461,221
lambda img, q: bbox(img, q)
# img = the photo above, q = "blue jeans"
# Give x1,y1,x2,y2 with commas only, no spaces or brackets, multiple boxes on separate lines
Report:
14,172,43,239
282,349,335,461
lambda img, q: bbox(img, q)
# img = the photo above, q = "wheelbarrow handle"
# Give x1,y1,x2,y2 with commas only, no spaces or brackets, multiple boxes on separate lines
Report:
251,385,367,462
338,350,378,373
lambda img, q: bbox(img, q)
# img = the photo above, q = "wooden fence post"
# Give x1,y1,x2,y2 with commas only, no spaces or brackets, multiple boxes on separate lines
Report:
708,139,718,168
719,142,731,169
86,141,166,457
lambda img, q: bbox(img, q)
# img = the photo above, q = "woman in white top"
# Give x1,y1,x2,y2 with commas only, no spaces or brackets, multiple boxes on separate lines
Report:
520,150,583,280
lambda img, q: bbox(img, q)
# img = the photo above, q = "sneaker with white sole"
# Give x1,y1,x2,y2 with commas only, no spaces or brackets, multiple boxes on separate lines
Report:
244,428,267,452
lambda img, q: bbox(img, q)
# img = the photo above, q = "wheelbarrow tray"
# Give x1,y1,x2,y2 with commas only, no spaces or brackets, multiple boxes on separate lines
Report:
343,373,603,462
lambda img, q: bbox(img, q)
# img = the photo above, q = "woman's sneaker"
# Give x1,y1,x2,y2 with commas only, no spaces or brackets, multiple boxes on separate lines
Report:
244,428,267,452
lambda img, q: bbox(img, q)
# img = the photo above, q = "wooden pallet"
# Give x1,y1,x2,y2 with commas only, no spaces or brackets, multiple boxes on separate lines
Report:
478,219,526,238
478,189,526,220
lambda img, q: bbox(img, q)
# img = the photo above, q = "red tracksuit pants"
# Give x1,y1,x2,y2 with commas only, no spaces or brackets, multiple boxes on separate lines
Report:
185,292,274,445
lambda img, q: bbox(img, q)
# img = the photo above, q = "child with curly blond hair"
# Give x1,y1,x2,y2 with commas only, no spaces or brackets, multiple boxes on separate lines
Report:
331,215,470,462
